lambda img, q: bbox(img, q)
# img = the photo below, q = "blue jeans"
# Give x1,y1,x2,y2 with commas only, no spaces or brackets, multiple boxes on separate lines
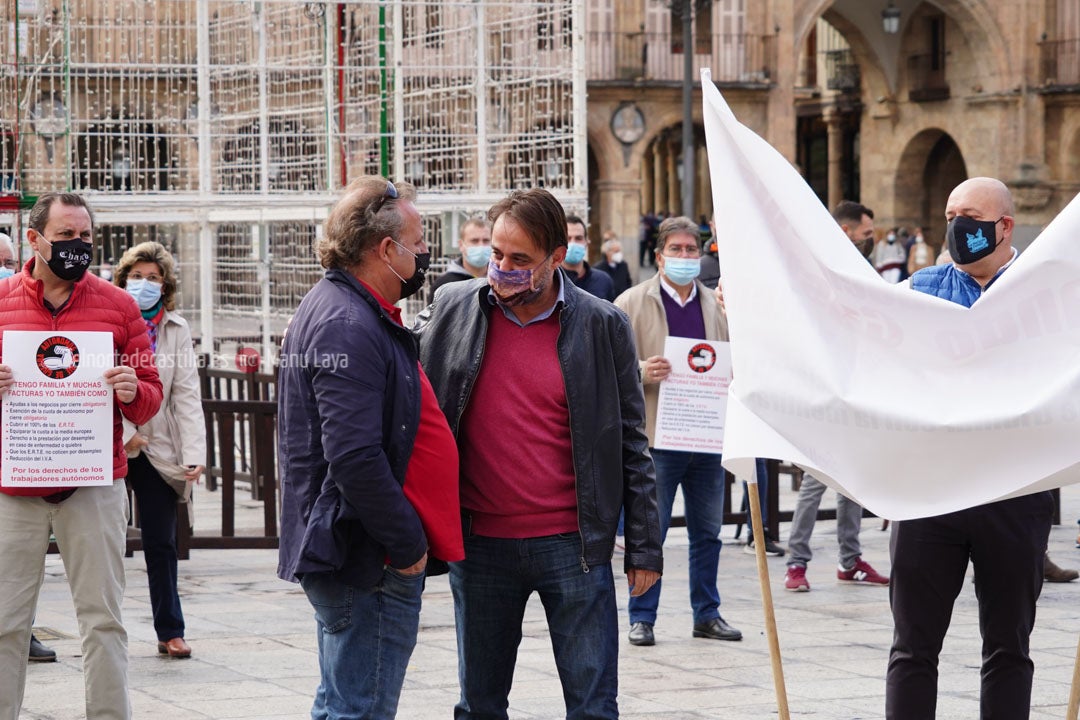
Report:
301,567,424,720
628,449,725,626
450,533,619,720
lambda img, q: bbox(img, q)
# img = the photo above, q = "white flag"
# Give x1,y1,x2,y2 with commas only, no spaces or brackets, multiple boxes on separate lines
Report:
702,69,1080,520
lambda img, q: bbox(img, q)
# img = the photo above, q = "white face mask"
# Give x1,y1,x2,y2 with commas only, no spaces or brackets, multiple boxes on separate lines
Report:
611,252,624,264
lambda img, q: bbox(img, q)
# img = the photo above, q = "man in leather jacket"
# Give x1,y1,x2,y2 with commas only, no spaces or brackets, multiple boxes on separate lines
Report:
415,188,663,720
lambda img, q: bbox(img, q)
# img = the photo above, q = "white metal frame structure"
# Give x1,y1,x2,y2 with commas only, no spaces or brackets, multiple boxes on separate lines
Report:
1,0,587,361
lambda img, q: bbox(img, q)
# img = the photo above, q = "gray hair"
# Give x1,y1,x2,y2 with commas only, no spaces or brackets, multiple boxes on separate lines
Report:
318,176,417,270
656,216,702,253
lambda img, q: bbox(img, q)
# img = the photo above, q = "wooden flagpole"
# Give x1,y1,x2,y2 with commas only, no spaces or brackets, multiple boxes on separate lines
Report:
1067,633,1080,719
747,479,791,720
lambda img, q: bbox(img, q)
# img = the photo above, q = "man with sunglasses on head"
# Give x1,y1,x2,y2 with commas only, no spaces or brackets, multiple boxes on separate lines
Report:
0,192,163,720
278,176,463,719
415,188,662,720
886,177,1055,719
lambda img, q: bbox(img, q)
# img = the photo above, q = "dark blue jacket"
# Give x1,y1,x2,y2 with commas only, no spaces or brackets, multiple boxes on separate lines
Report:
277,268,427,587
594,259,633,297
570,262,616,301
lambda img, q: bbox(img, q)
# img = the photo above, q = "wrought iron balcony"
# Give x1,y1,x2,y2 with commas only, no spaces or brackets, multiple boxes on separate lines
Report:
585,31,775,86
823,49,860,93
907,53,950,102
1040,38,1080,91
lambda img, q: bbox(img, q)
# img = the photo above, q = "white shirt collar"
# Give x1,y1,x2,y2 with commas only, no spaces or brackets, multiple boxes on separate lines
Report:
658,274,698,307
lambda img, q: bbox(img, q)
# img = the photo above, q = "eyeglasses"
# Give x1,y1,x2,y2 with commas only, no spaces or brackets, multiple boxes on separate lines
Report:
662,243,701,258
366,180,399,217
129,271,163,283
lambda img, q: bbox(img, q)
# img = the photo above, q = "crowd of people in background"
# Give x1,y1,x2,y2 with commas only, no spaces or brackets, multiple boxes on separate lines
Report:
6,180,1080,720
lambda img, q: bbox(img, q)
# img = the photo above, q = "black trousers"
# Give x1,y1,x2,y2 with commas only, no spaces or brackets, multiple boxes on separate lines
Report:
886,491,1054,720
129,452,186,642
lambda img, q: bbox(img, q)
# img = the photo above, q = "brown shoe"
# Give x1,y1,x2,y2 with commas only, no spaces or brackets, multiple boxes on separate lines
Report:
157,637,192,658
1044,554,1079,583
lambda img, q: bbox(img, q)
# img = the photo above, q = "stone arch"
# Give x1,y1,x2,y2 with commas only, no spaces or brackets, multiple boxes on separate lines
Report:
585,113,618,179
894,128,968,247
794,0,1011,94
819,10,891,102
639,121,709,218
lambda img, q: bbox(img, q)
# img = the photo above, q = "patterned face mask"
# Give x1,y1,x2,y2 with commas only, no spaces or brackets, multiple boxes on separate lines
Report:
487,254,552,307
946,215,1003,265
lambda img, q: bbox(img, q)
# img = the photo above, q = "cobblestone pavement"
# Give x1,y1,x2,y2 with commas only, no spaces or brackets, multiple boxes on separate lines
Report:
21,482,1080,719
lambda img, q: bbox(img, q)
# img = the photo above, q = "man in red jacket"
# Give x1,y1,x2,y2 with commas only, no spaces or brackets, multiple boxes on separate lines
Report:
0,193,162,720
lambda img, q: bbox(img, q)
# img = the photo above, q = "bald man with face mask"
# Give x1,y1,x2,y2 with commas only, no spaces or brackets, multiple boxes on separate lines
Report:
886,177,1057,720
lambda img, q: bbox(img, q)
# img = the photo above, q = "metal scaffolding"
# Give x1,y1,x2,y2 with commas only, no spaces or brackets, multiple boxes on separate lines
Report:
1,0,587,361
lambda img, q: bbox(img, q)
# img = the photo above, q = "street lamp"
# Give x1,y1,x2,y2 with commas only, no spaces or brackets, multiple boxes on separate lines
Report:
662,0,713,219
882,1,902,35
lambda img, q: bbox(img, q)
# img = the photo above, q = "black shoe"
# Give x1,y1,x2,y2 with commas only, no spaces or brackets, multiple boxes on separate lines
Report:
28,634,57,663
743,537,786,557
693,617,742,641
628,622,655,646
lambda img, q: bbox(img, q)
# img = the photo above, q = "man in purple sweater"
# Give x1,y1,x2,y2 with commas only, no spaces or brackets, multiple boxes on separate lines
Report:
614,215,742,647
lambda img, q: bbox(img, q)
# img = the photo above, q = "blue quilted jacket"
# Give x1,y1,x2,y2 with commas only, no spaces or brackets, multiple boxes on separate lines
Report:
909,258,1012,308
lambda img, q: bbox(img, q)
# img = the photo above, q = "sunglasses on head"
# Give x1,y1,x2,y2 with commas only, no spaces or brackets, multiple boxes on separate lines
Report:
366,180,399,217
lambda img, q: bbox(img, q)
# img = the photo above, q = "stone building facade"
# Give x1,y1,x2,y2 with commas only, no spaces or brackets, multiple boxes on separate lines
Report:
587,0,1080,272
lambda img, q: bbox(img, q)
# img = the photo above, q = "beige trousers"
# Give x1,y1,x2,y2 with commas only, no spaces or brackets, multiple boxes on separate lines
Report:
0,481,130,720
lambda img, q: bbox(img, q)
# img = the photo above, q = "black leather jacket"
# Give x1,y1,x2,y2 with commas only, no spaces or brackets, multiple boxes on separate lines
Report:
414,272,663,574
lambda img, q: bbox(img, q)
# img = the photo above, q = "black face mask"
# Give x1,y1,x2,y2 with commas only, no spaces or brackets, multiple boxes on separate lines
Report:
399,251,430,300
41,238,93,282
946,215,1002,265
386,240,430,300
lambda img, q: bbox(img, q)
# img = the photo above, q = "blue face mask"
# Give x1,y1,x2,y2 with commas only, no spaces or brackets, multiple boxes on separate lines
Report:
126,277,163,310
662,257,701,286
564,243,587,265
0,267,14,280
463,244,492,268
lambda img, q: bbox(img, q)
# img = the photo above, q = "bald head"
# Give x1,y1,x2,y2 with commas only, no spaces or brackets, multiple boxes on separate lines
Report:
944,176,1015,282
946,177,1015,219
